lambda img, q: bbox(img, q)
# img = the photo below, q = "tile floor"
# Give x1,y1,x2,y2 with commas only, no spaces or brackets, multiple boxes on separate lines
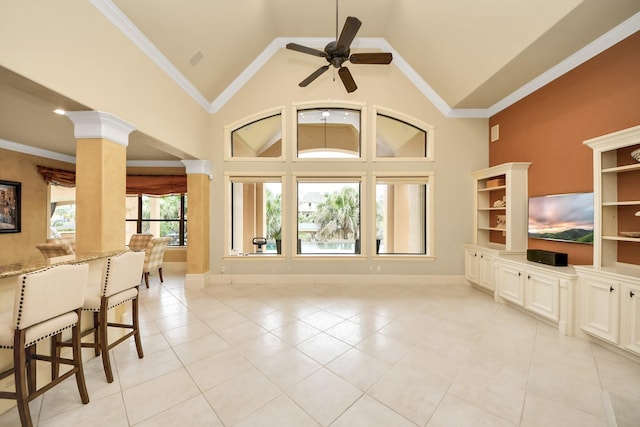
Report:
1,273,639,426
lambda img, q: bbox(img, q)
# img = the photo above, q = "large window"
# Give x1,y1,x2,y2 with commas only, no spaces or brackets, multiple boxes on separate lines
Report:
375,108,434,160
126,194,187,246
297,180,361,254
376,176,432,255
231,113,282,158
297,108,361,158
224,104,435,259
229,177,282,255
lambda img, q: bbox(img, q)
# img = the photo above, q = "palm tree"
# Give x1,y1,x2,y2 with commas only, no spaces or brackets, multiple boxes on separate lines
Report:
265,190,281,240
313,187,359,241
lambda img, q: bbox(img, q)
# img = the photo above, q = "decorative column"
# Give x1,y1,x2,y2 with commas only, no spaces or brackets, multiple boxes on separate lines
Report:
66,111,135,254
182,160,212,288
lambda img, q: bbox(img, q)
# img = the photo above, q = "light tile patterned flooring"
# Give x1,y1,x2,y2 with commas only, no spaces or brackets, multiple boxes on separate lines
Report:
2,273,640,426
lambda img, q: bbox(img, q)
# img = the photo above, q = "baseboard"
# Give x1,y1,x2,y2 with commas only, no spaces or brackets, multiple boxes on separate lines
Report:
185,272,208,289
208,273,466,286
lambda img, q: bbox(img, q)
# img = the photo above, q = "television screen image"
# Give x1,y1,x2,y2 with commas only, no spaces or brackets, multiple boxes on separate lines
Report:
528,192,594,244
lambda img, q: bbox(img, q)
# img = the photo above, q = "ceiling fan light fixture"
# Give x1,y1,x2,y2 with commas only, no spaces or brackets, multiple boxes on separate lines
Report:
286,3,392,93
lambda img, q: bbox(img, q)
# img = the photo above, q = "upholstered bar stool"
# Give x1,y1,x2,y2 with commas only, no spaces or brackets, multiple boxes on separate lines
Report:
0,263,90,427
78,251,145,383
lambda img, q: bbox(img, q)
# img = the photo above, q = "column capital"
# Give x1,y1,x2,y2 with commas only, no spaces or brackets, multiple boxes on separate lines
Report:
65,111,135,147
182,160,213,178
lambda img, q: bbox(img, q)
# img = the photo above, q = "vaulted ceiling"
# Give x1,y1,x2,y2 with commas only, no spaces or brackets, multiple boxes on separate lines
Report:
109,0,640,111
1,0,640,161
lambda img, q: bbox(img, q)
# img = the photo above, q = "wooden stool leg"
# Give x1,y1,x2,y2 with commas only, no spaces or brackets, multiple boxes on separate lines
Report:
93,312,100,356
132,296,144,359
144,272,150,288
98,300,114,383
51,333,62,379
158,267,164,283
14,331,34,427
25,345,36,395
72,315,89,404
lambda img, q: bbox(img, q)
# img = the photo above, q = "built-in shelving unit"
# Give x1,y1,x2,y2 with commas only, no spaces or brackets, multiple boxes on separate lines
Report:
471,162,531,251
577,125,640,357
465,163,530,294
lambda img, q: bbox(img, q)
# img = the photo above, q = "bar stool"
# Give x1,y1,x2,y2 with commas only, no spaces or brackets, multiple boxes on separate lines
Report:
79,251,145,383
0,263,90,427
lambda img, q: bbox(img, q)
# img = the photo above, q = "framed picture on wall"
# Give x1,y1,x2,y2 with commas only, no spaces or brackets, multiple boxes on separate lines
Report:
0,180,21,233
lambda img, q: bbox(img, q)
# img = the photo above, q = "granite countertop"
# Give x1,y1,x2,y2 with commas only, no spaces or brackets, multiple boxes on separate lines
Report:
0,250,126,279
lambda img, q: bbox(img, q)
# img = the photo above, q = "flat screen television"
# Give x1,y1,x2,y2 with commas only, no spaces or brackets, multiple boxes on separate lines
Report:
528,192,594,244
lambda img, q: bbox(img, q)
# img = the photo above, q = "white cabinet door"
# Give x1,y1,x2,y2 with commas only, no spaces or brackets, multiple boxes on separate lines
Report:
478,252,495,291
464,249,479,285
498,262,524,306
525,270,559,321
621,283,640,355
582,275,620,344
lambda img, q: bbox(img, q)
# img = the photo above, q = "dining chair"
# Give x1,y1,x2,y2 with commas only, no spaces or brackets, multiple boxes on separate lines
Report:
76,251,145,383
0,263,90,427
127,233,153,252
142,237,171,288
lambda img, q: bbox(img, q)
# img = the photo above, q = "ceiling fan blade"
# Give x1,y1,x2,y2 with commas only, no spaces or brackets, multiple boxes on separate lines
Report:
299,65,330,87
350,52,393,64
336,16,362,52
286,42,328,58
338,67,357,93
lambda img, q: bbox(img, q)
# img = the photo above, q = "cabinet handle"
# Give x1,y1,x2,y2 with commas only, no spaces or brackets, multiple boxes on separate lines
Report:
480,255,484,259
527,275,531,280
609,286,615,293
631,290,636,298
518,272,522,277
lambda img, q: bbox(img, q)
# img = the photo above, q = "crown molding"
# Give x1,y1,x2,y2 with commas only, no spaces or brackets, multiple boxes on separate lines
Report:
488,11,640,117
0,138,76,164
182,159,213,176
92,1,640,120
65,111,135,147
89,0,211,111
126,160,186,168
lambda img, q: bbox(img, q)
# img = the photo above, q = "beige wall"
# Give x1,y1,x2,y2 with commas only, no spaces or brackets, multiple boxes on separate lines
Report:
0,150,74,266
0,1,210,160
210,49,488,277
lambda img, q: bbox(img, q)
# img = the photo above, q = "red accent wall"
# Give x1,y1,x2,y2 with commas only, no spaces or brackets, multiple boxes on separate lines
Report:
489,32,640,265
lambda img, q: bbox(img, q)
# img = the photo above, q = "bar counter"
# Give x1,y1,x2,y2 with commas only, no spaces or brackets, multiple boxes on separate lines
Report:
0,250,126,313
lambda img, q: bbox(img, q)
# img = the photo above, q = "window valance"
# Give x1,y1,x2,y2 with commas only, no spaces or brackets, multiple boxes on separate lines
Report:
37,166,187,195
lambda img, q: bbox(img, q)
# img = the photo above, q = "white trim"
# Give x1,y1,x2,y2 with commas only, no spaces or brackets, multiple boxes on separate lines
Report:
126,160,185,168
92,1,640,119
209,273,466,286
0,138,76,164
182,159,213,176
488,11,640,116
65,111,135,147
89,0,211,111
185,273,207,289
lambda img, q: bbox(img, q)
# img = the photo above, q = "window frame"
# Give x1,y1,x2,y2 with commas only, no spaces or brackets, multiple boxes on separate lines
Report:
373,172,435,258
294,173,365,257
372,106,435,162
224,106,287,161
293,101,367,162
224,173,286,257
126,193,188,246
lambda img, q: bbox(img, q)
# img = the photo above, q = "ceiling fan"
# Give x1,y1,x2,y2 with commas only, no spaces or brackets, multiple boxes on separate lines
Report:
286,2,393,93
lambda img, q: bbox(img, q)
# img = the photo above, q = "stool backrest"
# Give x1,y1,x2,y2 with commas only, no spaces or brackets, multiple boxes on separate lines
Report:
15,263,89,330
102,251,145,297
